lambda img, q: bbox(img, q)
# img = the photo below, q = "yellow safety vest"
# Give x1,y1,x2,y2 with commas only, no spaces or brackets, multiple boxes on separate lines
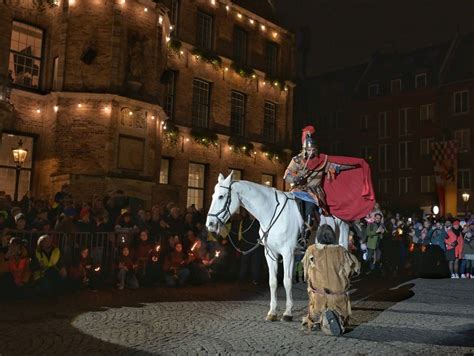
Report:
34,248,60,280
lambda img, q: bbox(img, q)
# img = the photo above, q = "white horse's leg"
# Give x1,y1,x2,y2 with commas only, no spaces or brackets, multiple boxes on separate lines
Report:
265,248,279,321
282,249,295,321
338,219,349,249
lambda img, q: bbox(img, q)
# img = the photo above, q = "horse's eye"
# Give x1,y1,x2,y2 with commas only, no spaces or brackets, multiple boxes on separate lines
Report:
309,256,314,262
218,195,224,200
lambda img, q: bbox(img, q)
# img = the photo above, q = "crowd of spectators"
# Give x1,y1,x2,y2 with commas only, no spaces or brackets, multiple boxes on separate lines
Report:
350,203,474,279
0,185,264,298
1,185,473,300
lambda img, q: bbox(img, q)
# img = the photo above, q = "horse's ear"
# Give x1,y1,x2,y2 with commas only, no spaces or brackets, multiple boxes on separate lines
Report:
218,173,225,183
227,170,234,181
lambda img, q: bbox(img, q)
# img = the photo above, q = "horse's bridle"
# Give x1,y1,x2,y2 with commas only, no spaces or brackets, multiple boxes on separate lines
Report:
207,181,237,228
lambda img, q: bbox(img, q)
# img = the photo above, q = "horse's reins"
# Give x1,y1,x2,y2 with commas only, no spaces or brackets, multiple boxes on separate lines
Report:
206,181,294,259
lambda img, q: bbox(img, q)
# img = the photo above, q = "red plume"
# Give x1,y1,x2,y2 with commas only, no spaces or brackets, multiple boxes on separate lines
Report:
301,125,315,145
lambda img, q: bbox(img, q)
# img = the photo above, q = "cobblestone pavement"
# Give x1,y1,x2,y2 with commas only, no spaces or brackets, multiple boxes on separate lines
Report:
1,278,474,355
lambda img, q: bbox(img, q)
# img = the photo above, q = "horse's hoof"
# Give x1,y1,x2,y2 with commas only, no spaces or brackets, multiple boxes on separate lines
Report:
266,314,279,322
281,315,293,322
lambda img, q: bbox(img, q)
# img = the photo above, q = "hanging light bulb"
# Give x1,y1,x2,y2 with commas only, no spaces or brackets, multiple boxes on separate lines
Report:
36,108,41,113
159,15,163,25
260,24,266,31
54,105,59,112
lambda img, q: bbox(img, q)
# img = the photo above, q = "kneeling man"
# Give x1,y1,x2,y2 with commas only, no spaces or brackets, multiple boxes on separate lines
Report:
302,225,360,336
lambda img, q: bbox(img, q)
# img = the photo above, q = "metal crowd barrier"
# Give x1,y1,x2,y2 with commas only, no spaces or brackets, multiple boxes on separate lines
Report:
5,230,137,276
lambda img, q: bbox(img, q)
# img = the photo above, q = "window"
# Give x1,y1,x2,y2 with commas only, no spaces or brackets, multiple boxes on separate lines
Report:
163,71,176,120
117,136,145,171
52,56,59,91
415,73,427,89
454,129,471,153
159,158,170,184
421,175,435,193
399,108,410,136
196,11,213,49
360,146,373,161
187,163,205,209
378,112,388,139
368,83,379,97
263,101,276,142
378,179,391,195
170,0,180,35
391,79,402,94
230,91,246,136
261,174,274,187
9,21,44,89
233,26,247,64
420,103,434,121
192,79,210,128
265,42,279,77
399,141,411,170
453,90,470,114
360,115,369,131
230,169,242,180
0,133,34,199
399,177,412,195
458,169,471,190
378,144,391,172
420,138,434,156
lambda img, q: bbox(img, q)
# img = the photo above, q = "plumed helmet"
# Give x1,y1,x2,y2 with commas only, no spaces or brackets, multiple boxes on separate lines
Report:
301,125,316,149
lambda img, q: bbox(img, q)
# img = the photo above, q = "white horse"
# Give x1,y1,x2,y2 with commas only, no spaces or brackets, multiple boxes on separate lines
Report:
206,171,350,321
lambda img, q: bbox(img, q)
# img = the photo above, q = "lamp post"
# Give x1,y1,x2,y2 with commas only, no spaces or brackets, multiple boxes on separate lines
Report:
432,205,439,216
462,192,470,218
11,140,28,203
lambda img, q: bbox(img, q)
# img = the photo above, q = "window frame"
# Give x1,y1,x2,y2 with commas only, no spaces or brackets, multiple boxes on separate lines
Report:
360,114,369,131
263,101,276,143
390,78,402,94
159,157,170,184
261,173,274,187
230,90,246,136
9,21,45,90
399,141,411,170
398,176,412,195
378,143,391,172
415,73,427,89
265,41,279,77
378,111,388,139
420,138,434,156
420,103,434,121
457,169,471,190
398,108,410,137
420,175,435,193
368,83,379,97
453,90,470,115
196,10,214,50
454,128,471,153
187,162,206,209
192,78,211,128
233,26,248,64
164,70,177,120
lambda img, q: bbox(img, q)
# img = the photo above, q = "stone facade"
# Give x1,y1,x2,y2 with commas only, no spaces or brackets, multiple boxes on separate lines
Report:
0,0,295,209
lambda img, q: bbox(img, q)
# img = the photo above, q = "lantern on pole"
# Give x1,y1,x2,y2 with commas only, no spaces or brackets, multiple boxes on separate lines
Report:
11,140,28,203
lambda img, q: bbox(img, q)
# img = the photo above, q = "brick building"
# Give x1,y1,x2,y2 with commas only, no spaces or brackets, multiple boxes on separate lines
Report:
0,0,295,210
296,33,474,215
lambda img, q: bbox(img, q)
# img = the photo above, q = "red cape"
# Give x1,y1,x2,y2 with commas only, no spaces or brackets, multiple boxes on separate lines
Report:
307,154,376,221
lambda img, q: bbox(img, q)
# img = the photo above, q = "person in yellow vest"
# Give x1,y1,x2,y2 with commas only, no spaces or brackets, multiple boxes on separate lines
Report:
32,234,67,295
302,225,360,336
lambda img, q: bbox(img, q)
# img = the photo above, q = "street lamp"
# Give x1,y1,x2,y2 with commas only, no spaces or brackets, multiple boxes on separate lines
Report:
11,140,28,203
462,192,470,218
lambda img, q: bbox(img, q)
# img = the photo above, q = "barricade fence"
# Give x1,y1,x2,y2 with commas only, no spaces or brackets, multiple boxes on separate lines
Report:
6,230,138,277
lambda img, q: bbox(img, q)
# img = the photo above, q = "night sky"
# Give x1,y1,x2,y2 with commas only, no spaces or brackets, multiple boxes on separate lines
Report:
273,0,474,76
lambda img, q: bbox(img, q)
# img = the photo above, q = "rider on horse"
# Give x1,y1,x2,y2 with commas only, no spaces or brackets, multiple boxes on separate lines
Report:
284,125,358,236
284,126,375,239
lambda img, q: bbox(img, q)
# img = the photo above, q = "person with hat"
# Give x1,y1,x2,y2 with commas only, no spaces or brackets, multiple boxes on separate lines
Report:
284,125,375,237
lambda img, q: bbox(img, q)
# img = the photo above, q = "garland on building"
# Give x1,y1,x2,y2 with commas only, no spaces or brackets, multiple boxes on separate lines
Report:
228,136,254,156
264,74,286,91
33,0,59,10
261,144,284,162
167,37,182,55
191,47,222,69
231,62,256,79
190,127,219,148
